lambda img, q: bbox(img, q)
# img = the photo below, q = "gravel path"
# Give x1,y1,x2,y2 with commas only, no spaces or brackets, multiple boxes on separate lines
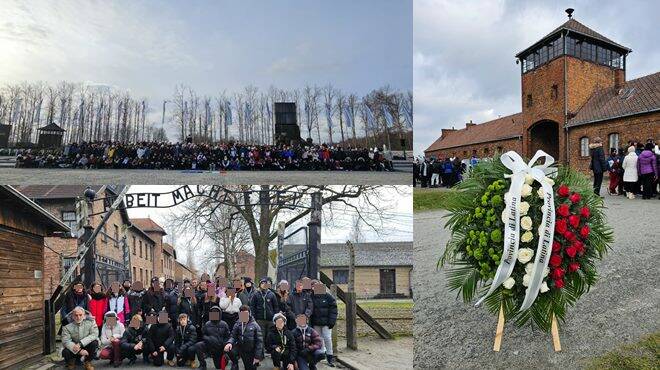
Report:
413,194,660,369
0,168,410,185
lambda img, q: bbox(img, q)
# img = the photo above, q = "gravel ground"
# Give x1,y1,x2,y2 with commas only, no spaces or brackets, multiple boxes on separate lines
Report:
413,193,660,369
0,168,410,185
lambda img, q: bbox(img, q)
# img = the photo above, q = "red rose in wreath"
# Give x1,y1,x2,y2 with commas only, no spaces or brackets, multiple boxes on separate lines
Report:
557,185,570,197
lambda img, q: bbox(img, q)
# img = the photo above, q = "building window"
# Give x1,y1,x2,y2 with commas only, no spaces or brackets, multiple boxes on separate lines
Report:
496,146,503,153
608,133,619,151
139,241,143,258
103,225,108,243
133,267,136,280
140,268,143,282
483,147,490,155
61,211,77,235
333,269,349,284
132,236,136,255
551,84,558,100
463,150,467,157
114,225,119,248
580,137,590,157
526,94,533,107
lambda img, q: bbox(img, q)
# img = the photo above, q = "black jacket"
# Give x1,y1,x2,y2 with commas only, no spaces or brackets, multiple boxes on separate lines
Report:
266,325,296,363
229,317,264,359
121,326,146,346
146,322,174,349
292,326,322,357
173,323,197,353
178,297,198,326
288,291,313,318
126,290,145,318
163,288,179,320
142,289,165,314
311,293,338,328
590,145,608,174
276,293,296,330
201,320,231,349
250,289,278,321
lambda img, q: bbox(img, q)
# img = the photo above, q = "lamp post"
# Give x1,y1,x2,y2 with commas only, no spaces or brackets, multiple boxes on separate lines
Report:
161,100,169,139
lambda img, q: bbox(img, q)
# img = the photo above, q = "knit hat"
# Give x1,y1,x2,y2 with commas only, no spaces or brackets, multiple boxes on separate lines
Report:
273,312,287,324
259,277,269,285
104,310,117,318
209,305,221,313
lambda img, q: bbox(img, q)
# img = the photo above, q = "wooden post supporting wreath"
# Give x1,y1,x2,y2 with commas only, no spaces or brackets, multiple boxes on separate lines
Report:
493,303,505,351
551,314,562,352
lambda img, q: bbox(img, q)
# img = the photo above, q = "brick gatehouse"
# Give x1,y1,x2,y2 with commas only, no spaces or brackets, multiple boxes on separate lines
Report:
425,10,659,173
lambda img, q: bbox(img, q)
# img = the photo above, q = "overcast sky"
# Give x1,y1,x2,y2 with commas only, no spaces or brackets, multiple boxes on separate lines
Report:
0,0,411,139
414,0,660,156
125,186,412,272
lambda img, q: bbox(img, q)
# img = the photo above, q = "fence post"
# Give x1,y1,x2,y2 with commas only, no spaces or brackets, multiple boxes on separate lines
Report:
346,240,357,350
330,284,338,351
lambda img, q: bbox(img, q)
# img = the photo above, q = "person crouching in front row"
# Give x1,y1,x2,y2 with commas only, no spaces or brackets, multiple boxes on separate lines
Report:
267,313,296,370
195,305,231,369
99,311,125,367
145,310,174,366
170,313,198,367
293,314,324,370
224,305,263,370
119,314,149,365
61,306,99,370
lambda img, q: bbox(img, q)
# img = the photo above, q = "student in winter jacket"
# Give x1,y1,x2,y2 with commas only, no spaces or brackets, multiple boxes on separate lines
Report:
145,311,175,366
250,277,279,347
276,280,296,330
195,306,231,370
224,305,264,370
99,311,125,367
287,280,313,319
120,314,148,365
169,313,198,366
61,307,99,370
237,277,256,309
142,278,165,314
107,285,131,324
637,143,658,199
126,283,146,323
88,282,108,332
266,313,296,370
292,314,324,370
219,288,242,331
310,281,338,367
61,281,90,328
178,287,199,328
163,278,179,324
589,138,608,196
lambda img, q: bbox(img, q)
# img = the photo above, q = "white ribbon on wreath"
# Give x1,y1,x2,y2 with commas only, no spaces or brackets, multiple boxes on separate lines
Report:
475,150,556,311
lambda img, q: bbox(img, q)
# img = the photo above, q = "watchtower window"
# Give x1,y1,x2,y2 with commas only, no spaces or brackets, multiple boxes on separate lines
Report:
551,84,559,100
526,94,533,107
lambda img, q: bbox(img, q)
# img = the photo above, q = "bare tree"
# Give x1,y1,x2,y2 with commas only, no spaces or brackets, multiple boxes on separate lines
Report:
323,84,336,144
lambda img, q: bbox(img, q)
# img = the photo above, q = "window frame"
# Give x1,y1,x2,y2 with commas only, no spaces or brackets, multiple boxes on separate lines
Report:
580,137,590,157
608,133,619,151
332,269,349,284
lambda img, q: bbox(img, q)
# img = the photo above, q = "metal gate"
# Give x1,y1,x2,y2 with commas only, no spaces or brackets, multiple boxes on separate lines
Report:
277,226,311,283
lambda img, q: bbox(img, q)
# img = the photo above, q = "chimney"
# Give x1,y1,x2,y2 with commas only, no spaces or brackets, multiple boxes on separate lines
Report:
466,120,476,129
441,128,456,137
614,69,625,91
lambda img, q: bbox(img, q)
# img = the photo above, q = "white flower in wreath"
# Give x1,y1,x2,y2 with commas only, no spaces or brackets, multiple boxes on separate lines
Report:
524,174,534,185
501,209,508,224
520,216,533,231
519,201,530,216
521,184,533,198
540,281,550,293
504,192,511,205
517,247,534,263
522,273,532,287
525,263,549,277
543,177,555,186
520,231,534,244
503,277,515,289
537,187,545,198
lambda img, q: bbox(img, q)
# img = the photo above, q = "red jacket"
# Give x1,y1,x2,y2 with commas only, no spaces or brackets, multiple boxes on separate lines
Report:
88,296,108,327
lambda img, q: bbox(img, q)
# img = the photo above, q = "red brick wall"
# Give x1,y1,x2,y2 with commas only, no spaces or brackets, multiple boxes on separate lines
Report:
43,236,77,299
425,137,522,161
566,56,617,114
567,112,660,173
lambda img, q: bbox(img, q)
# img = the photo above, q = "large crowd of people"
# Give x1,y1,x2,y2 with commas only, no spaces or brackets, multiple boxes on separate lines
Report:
14,141,395,171
60,275,337,370
412,155,474,188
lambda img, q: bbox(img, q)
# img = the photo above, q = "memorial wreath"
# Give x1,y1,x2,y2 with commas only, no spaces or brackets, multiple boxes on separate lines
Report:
439,150,613,333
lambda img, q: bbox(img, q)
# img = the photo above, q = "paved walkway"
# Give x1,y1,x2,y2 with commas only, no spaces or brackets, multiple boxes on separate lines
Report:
0,168,410,185
413,192,660,369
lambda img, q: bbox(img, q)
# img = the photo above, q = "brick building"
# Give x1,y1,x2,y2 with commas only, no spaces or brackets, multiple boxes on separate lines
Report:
129,218,168,278
175,260,194,283
126,223,156,284
425,12,659,172
214,250,256,280
14,185,132,290
162,242,176,280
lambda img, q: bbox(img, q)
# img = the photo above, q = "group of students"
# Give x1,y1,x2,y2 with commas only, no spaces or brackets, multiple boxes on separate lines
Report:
589,137,659,199
412,155,473,188
15,140,395,172
59,275,338,370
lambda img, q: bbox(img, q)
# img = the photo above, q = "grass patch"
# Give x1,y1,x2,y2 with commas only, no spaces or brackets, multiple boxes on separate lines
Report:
413,188,450,212
337,299,413,310
586,332,660,370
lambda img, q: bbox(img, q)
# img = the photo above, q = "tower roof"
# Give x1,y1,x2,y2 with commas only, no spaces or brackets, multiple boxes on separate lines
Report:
516,18,631,59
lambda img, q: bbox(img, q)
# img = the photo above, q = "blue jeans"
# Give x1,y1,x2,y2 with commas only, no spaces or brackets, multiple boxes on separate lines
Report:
296,349,324,370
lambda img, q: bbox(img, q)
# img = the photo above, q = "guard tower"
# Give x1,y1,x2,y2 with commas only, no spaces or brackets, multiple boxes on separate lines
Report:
37,122,66,148
515,8,631,162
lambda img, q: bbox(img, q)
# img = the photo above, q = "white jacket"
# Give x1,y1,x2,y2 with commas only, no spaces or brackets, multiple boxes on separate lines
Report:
100,322,125,346
622,153,638,182
219,296,242,314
